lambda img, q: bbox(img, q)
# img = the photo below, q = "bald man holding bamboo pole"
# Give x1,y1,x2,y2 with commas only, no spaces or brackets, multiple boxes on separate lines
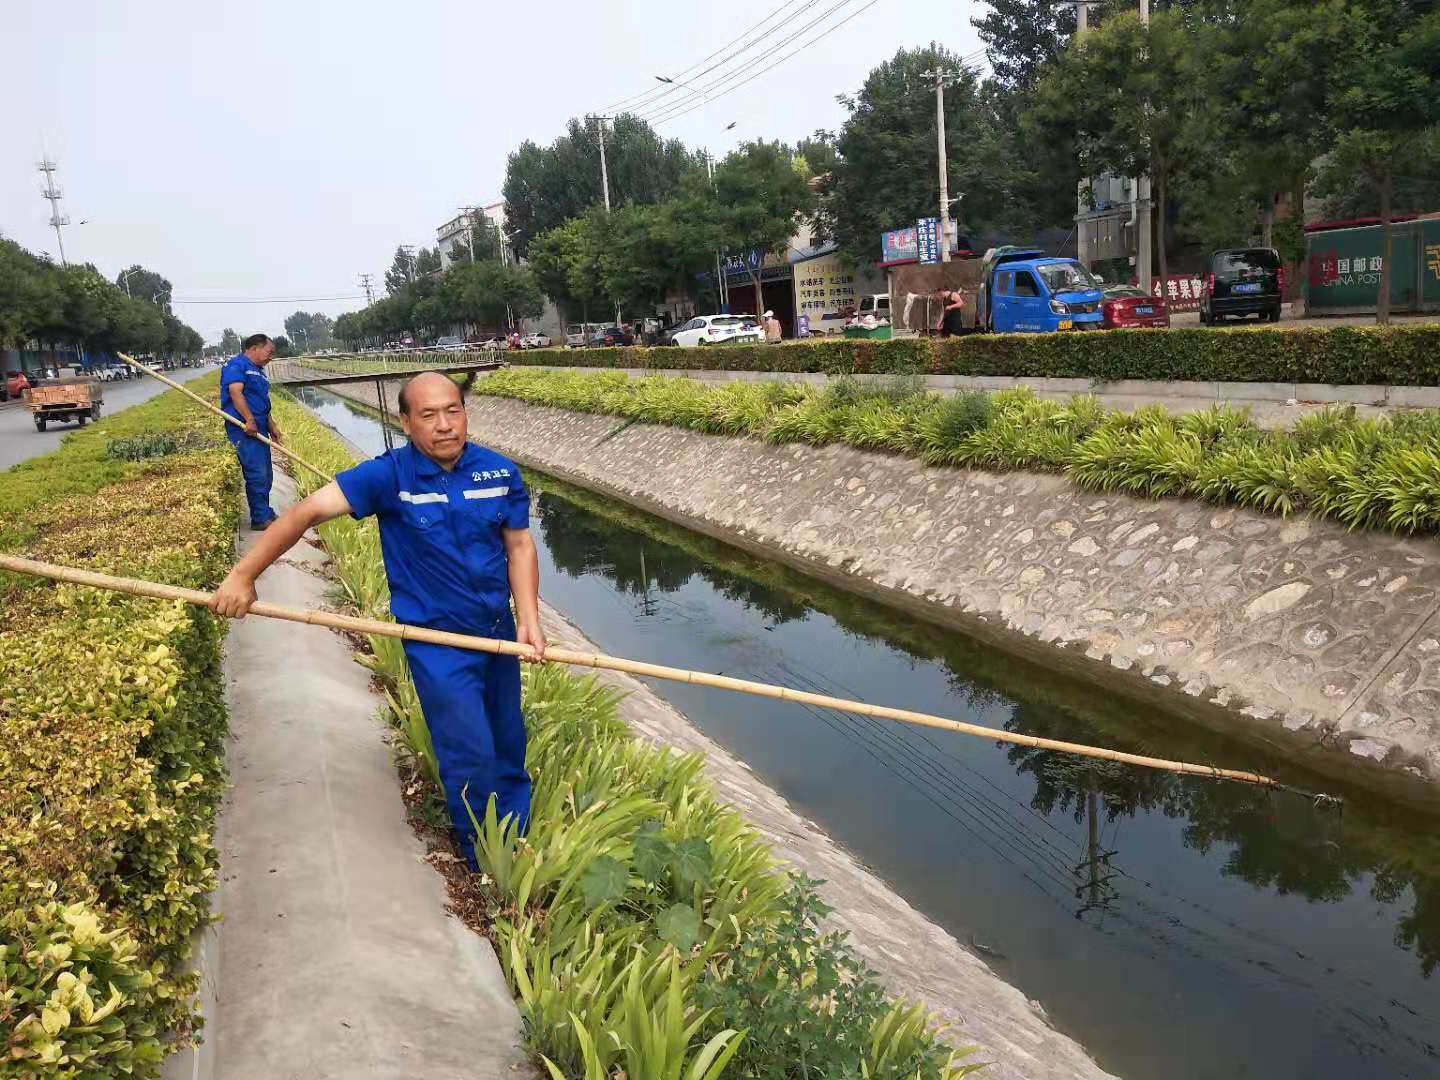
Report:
211,371,545,867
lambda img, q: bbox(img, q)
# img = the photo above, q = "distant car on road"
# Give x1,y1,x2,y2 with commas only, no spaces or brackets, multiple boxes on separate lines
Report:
565,323,608,348
1199,247,1284,324
589,326,635,347
520,333,552,349
669,315,763,347
433,335,468,352
3,371,30,402
1101,285,1171,329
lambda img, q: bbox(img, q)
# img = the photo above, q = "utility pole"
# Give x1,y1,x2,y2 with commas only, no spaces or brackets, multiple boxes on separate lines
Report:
920,68,954,263
399,243,418,282
1134,0,1153,293
37,156,69,267
359,273,375,304
586,114,613,212
1058,0,1105,272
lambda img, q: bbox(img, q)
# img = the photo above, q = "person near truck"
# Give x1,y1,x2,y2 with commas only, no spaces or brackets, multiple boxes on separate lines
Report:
936,288,966,337
220,333,285,530
210,371,545,868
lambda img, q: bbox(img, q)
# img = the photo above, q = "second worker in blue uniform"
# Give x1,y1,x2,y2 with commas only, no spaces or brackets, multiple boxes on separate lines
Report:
219,333,284,530
210,371,546,865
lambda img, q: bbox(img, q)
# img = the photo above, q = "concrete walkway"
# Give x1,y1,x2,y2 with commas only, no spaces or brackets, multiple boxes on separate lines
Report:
188,471,526,1079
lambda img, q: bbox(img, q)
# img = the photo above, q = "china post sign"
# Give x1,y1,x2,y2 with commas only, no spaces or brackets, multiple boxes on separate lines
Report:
916,217,941,264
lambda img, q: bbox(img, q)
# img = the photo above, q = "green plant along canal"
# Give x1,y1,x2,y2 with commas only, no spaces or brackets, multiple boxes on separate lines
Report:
296,387,1440,1080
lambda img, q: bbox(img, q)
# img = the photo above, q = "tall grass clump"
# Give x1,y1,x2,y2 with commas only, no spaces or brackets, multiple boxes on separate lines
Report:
271,394,987,1079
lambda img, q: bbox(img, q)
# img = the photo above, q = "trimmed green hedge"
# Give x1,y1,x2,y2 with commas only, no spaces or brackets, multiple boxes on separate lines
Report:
499,325,1440,386
1,383,237,1073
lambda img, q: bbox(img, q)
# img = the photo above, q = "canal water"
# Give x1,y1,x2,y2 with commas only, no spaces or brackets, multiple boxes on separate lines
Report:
295,387,1440,1080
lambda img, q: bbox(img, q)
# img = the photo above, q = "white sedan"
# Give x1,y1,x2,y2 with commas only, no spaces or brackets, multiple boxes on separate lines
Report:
520,333,552,349
669,315,761,347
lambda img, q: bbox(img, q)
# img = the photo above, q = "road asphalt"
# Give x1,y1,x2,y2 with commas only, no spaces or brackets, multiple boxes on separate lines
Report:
0,366,212,471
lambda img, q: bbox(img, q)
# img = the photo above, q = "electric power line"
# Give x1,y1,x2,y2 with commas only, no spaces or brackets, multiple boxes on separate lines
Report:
636,0,867,124
648,31,989,131
600,0,819,114
641,0,890,128
170,295,369,305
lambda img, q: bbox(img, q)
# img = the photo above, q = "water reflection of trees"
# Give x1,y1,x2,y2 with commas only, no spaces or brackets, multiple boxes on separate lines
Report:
535,483,1440,980
1005,702,1440,974
535,491,810,625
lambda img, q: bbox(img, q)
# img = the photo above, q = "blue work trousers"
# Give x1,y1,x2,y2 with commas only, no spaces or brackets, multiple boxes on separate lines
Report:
229,425,277,528
403,613,530,868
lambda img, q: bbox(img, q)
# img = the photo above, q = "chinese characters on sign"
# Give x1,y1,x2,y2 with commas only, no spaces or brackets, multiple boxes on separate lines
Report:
881,227,918,263
1134,276,1205,311
1308,249,1383,290
916,217,940,265
792,255,857,326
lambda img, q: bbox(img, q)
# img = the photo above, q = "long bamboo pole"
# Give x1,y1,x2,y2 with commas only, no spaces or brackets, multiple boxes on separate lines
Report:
0,552,1290,790
115,351,331,484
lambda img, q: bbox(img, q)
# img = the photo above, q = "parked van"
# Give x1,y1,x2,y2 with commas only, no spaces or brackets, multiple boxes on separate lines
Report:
1199,247,1284,324
565,323,607,348
854,294,890,322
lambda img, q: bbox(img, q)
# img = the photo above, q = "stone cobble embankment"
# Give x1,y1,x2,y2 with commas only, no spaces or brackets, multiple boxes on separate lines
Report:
293,369,1440,789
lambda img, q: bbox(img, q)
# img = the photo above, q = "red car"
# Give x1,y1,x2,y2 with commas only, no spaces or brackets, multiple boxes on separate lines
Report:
4,371,31,401
1101,286,1170,329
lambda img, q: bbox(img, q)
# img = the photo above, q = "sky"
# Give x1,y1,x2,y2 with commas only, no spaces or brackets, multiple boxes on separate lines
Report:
4,0,987,345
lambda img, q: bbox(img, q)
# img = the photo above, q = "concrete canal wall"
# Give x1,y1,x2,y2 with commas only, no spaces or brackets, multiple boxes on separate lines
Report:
299,372,1440,790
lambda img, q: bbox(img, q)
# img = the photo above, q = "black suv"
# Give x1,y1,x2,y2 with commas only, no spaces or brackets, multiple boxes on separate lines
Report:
1199,247,1284,324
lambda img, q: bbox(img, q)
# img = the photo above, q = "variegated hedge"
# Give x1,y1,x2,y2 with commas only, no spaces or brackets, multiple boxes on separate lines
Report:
1,381,238,1074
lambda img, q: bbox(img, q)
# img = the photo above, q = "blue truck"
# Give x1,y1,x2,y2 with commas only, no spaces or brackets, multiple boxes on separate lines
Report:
975,247,1106,333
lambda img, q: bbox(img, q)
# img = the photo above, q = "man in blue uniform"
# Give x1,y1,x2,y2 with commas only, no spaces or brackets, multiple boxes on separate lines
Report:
220,334,285,530
210,371,545,866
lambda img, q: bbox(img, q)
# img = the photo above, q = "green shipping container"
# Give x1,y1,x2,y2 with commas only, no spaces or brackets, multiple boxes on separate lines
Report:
1305,218,1440,314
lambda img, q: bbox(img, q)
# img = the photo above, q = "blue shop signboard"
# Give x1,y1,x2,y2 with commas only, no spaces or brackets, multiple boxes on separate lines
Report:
916,217,940,264
881,226,918,263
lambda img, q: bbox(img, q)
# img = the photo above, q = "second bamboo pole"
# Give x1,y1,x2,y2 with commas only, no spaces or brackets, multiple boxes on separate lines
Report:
116,351,331,483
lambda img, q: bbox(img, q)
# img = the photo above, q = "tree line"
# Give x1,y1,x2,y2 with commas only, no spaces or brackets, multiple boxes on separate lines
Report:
1023,0,1439,318
335,0,1436,333
331,249,545,347
0,238,204,359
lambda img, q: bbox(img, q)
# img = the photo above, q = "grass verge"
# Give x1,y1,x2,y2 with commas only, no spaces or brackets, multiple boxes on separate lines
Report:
1,378,237,1073
269,391,986,1079
471,368,1440,534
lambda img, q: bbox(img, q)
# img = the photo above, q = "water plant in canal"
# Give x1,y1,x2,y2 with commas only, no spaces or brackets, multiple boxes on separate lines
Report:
473,368,1440,534
696,876,985,1080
